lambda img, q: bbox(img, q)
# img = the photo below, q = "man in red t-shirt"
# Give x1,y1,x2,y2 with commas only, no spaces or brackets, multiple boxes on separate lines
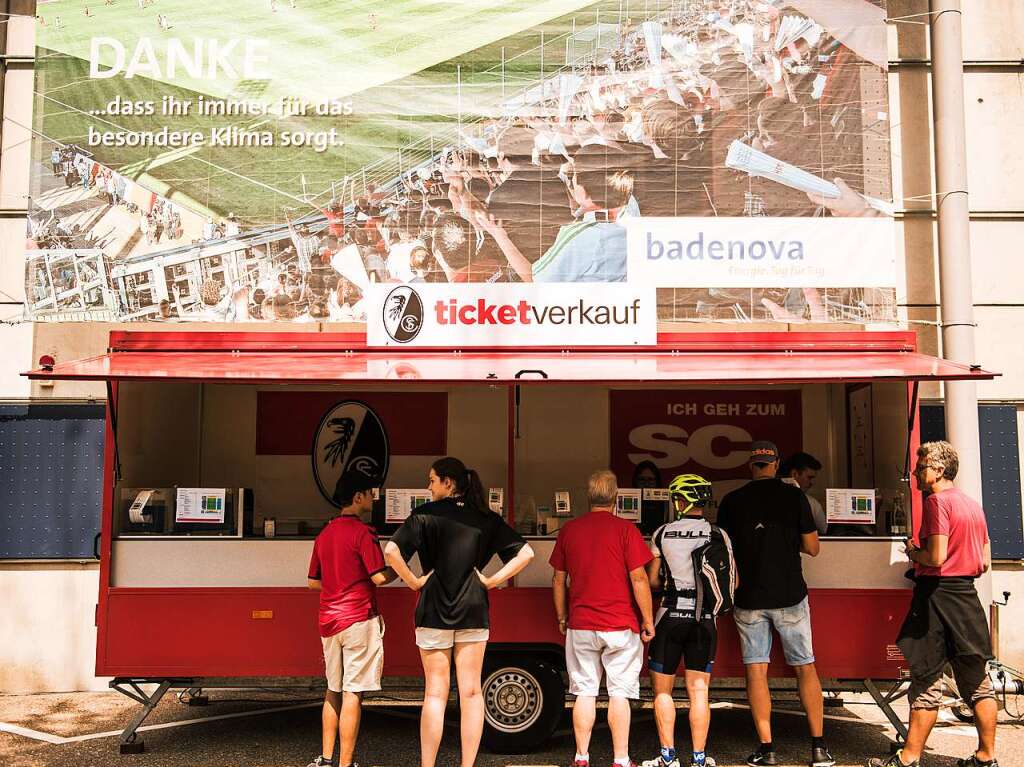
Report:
551,470,655,767
307,471,395,767
869,441,998,767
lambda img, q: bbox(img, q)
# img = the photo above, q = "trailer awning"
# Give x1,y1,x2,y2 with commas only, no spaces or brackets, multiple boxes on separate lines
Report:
24,349,996,385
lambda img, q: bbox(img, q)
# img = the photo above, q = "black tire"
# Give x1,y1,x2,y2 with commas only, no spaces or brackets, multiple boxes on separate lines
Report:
480,655,565,754
951,703,975,723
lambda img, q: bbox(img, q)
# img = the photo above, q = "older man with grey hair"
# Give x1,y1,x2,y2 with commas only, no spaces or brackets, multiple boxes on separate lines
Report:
550,469,656,767
868,441,997,767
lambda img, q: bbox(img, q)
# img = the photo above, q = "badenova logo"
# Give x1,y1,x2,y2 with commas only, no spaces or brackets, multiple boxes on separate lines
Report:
382,285,424,343
312,401,390,507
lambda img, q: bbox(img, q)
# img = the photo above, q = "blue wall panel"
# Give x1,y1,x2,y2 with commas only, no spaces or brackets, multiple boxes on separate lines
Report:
0,404,105,559
920,404,1024,560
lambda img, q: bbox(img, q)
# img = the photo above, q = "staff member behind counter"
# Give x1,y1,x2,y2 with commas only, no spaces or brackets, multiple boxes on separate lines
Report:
633,460,668,535
384,457,535,767
779,452,827,535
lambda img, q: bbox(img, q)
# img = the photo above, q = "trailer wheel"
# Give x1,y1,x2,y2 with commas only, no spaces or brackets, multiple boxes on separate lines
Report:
481,657,565,753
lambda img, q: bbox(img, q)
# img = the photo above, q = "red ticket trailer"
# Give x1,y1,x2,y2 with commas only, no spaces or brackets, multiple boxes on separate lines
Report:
26,330,996,753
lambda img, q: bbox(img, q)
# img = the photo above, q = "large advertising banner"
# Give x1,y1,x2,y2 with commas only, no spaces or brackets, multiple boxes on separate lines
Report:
26,0,894,335
609,388,803,483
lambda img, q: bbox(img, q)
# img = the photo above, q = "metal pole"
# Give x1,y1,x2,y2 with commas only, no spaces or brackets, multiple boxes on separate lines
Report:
501,46,506,100
930,0,982,499
929,0,989,601
457,64,462,140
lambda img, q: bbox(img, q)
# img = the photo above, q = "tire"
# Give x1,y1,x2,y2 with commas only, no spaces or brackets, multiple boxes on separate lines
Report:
480,655,565,754
951,703,975,723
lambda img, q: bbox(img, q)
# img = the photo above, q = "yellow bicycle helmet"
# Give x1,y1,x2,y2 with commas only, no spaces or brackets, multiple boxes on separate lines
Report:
668,473,713,518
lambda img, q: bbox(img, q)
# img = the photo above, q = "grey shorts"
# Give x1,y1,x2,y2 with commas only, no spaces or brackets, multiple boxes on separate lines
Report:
908,654,995,710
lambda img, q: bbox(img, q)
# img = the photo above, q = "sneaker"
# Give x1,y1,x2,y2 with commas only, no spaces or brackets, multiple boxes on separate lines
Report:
641,759,679,767
306,759,334,767
692,758,717,767
811,747,836,767
641,759,678,767
746,749,778,767
956,756,999,767
866,753,919,767
574,761,589,767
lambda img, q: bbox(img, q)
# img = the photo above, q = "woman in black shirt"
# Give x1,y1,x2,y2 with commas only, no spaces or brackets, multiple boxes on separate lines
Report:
384,457,534,767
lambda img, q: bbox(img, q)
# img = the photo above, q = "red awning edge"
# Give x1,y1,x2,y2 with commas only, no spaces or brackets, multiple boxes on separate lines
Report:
23,337,998,386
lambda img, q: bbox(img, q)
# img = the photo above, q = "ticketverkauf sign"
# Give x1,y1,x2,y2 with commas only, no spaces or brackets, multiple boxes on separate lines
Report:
366,284,657,347
625,218,897,288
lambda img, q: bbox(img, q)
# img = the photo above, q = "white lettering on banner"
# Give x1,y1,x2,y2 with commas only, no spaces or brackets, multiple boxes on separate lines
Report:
89,38,270,80
667,402,787,416
367,283,656,347
624,217,896,288
627,424,752,471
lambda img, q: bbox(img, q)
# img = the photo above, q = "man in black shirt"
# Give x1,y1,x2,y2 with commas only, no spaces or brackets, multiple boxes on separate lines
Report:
716,441,833,767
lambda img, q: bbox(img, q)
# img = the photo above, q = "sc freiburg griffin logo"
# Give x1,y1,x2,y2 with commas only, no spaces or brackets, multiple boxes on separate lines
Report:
312,400,390,507
382,285,424,343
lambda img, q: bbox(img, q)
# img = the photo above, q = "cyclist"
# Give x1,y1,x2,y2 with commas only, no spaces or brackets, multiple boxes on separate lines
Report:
643,474,735,767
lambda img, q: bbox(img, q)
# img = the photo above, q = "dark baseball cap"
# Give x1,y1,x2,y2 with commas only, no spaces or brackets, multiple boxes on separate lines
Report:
748,440,780,465
332,470,381,506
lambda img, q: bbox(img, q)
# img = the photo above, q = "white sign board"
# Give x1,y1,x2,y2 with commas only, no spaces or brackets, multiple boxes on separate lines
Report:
367,283,656,347
385,489,432,524
625,217,896,288
175,488,226,524
826,488,877,525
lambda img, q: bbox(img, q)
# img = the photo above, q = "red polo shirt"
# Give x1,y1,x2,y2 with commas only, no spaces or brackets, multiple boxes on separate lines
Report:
308,516,386,637
916,487,990,577
549,511,652,633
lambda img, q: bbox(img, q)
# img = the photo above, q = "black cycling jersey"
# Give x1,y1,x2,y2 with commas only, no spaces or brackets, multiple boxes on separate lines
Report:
391,497,526,630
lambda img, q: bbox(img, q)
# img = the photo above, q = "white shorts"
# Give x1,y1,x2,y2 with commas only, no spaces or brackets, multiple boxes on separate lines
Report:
322,616,385,693
566,628,643,699
415,627,490,650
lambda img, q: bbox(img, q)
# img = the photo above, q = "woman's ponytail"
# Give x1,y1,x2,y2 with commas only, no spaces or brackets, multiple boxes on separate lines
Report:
462,468,487,513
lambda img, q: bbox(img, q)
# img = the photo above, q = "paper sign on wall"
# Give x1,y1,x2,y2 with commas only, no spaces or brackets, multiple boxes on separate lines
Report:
175,488,226,523
385,489,431,524
826,489,877,525
488,488,504,514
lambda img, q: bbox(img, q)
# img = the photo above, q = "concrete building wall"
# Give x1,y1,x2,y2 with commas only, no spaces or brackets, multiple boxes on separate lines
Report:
3,1,1024,692
0,563,106,693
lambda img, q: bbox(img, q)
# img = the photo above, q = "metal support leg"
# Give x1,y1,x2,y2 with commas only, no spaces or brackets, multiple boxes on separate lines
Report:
110,679,174,754
864,678,910,743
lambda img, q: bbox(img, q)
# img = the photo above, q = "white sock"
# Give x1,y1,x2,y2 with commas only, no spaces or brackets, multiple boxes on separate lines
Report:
575,754,590,764
615,757,632,767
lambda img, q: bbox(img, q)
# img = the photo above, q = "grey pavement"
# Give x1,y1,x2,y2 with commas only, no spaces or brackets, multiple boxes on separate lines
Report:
2,690,1022,767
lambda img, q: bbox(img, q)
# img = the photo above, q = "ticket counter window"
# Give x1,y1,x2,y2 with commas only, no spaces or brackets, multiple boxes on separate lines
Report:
109,381,509,541
511,381,915,541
